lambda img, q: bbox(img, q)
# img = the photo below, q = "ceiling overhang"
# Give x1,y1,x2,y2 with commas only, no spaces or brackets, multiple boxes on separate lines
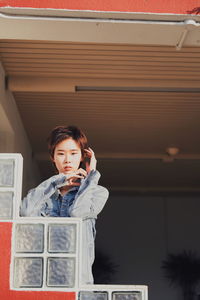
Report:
1,7,200,194
0,8,200,47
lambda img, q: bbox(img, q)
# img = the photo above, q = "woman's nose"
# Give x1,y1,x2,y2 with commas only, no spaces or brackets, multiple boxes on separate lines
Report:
64,154,71,162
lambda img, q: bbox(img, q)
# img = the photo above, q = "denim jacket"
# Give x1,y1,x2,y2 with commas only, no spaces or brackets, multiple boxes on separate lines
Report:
20,170,109,284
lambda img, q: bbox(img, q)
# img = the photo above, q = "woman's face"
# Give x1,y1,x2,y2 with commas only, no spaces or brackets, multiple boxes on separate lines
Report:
53,138,82,174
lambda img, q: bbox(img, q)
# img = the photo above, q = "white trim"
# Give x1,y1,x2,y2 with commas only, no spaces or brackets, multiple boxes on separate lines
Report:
0,10,200,46
78,218,83,288
13,154,23,219
1,6,200,22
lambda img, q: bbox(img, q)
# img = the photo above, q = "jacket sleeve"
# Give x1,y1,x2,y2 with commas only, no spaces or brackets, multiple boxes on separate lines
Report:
20,173,66,216
68,170,109,219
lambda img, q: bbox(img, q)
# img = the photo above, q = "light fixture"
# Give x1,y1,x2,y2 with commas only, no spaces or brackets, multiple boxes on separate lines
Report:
163,147,180,162
166,147,180,156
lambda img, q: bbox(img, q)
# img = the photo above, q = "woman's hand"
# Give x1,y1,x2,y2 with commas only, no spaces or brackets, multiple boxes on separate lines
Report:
84,147,97,173
65,168,87,186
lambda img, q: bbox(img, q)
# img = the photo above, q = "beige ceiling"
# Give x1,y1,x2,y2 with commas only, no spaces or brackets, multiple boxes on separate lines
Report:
1,39,200,194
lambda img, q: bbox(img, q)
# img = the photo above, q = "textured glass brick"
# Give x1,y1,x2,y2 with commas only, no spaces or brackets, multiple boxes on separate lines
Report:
47,257,75,287
14,257,43,288
0,192,13,219
79,291,108,300
0,159,14,187
48,224,76,253
112,292,142,300
15,224,44,253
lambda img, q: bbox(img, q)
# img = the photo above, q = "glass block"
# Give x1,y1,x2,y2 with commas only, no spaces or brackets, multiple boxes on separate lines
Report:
48,224,76,253
15,224,44,253
47,257,75,287
14,257,43,288
112,292,142,300
0,192,13,219
79,291,108,300
0,159,14,187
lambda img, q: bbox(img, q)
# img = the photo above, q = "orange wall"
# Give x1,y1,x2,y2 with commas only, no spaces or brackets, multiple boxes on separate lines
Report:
0,222,75,300
0,0,200,14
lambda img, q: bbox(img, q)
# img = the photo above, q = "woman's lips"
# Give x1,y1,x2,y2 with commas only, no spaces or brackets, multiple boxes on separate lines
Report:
64,166,72,171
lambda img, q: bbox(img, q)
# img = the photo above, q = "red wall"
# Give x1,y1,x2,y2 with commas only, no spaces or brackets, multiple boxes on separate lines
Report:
0,0,200,14
0,222,75,300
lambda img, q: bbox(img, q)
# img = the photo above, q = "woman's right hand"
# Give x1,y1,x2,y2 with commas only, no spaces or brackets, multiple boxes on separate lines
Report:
65,168,87,186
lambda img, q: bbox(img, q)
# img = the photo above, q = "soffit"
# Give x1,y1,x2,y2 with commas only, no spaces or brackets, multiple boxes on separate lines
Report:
1,40,200,79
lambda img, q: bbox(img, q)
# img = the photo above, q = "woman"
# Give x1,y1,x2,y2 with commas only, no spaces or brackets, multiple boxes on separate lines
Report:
20,125,109,284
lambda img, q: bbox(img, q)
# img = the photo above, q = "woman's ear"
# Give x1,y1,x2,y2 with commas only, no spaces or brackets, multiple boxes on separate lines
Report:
81,150,87,161
50,155,54,162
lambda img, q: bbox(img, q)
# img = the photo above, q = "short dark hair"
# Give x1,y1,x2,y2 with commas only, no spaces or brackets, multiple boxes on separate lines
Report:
47,125,88,159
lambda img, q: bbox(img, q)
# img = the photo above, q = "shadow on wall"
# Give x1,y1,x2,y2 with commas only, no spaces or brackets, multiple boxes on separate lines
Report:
162,250,200,300
187,7,200,14
93,249,118,284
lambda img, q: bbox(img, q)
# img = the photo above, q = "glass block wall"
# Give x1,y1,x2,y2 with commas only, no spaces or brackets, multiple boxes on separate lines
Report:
0,159,14,219
79,291,108,300
11,221,148,298
0,153,148,299
112,292,142,300
11,220,80,290
78,290,144,300
0,154,23,220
